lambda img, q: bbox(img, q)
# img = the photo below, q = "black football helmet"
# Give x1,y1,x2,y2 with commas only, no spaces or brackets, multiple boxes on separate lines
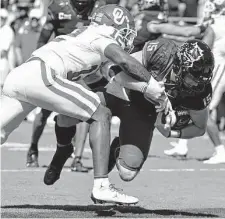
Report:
71,0,94,17
172,39,214,94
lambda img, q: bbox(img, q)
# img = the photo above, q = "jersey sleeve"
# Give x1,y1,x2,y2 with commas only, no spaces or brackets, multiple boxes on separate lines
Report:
90,26,119,55
182,84,213,110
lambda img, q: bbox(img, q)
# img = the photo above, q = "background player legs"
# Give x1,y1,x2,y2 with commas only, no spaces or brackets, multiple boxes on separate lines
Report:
26,108,52,167
71,122,89,172
204,113,225,164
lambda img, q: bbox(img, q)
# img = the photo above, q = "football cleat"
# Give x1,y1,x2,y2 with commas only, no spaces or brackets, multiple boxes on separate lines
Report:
91,184,139,205
203,152,225,164
44,144,73,185
26,149,39,167
43,165,61,185
108,137,120,173
70,159,89,172
164,142,188,157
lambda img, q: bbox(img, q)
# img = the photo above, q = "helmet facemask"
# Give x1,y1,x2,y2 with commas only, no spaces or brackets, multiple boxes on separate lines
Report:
114,27,137,53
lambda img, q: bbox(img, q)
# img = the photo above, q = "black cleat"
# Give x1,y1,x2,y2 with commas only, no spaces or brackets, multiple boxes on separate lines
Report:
44,144,73,185
26,149,39,167
108,137,120,173
44,165,61,185
71,160,89,173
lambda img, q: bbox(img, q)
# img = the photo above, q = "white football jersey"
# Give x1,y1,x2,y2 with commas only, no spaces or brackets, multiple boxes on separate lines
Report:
32,24,119,80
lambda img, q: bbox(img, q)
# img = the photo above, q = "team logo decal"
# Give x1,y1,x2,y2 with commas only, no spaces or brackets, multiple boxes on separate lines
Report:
113,8,129,25
178,42,204,68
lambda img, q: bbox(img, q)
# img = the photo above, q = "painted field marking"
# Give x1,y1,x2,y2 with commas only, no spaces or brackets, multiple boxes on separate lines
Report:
1,142,92,153
1,168,225,173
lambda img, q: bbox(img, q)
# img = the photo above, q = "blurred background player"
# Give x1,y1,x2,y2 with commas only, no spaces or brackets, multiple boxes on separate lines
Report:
164,0,225,164
130,0,213,54
0,8,16,91
25,0,100,170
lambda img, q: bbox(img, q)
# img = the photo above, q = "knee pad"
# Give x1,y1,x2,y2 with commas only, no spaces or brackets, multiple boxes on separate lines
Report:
116,159,139,182
55,121,76,146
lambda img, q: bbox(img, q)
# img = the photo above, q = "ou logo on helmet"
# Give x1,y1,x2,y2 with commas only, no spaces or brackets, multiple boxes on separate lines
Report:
113,8,129,25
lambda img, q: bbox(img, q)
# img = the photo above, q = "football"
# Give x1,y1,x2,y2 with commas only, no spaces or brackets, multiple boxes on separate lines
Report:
162,107,191,130
172,107,191,130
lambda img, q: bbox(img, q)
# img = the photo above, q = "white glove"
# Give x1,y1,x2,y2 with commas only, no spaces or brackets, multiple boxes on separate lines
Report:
143,79,172,114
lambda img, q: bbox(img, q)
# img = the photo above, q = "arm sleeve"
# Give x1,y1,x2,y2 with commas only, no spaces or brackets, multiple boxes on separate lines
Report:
90,37,119,55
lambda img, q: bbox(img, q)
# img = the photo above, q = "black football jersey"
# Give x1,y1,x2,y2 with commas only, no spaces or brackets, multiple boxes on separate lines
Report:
48,0,90,36
129,38,212,112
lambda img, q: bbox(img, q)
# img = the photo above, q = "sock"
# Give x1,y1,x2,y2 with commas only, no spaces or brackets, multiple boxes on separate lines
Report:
74,156,81,163
55,121,76,146
215,145,225,154
50,144,73,169
178,139,188,147
93,177,110,188
30,143,38,152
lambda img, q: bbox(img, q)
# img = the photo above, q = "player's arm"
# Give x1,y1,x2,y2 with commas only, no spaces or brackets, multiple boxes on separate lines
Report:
147,22,204,37
36,14,54,49
104,43,171,109
104,44,152,82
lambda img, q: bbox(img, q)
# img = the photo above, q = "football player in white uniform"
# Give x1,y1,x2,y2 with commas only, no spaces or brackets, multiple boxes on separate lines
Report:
1,5,171,205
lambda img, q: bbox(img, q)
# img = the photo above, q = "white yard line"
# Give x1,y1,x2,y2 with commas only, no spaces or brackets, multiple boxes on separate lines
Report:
1,168,225,173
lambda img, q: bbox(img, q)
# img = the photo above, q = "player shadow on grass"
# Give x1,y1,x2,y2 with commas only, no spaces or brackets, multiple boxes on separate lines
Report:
1,204,221,217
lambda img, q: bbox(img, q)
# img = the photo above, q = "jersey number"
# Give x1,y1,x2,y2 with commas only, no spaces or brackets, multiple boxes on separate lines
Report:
147,42,158,51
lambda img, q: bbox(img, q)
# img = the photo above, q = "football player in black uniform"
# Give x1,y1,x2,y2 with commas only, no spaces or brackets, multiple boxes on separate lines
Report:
26,0,103,171
102,38,214,182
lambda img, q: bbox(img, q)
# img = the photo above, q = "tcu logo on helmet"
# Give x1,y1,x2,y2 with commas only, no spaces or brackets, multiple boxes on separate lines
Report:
113,8,128,25
178,42,204,68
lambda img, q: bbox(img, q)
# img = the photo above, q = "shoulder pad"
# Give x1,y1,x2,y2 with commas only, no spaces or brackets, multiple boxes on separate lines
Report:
142,38,177,81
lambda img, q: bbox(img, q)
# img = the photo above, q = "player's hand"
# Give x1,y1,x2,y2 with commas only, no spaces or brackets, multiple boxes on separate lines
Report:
155,112,171,138
143,79,166,106
155,93,173,114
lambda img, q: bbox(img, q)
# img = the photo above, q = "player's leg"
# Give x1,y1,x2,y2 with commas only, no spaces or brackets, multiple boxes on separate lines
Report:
90,92,138,205
204,62,225,164
26,108,52,167
115,106,156,182
44,114,78,185
71,122,89,172
0,95,35,144
204,107,225,164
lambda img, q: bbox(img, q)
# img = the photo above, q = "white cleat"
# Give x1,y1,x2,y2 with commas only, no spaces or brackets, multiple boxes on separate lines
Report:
91,184,139,205
203,152,225,164
164,142,188,157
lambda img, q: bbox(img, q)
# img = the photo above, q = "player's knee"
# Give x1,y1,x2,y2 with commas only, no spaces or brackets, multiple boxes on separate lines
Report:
91,104,112,122
115,144,144,181
116,159,139,182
